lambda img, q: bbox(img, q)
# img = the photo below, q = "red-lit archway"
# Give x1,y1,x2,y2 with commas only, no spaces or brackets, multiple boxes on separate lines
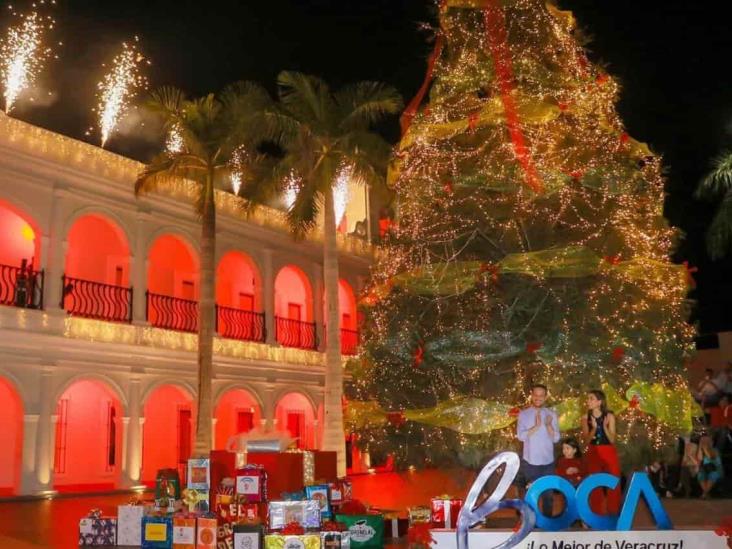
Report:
65,214,130,285
147,235,199,331
214,388,262,451
0,377,23,495
216,252,260,310
53,379,123,492
141,384,194,485
275,392,316,450
338,280,357,330
0,200,40,268
274,265,315,349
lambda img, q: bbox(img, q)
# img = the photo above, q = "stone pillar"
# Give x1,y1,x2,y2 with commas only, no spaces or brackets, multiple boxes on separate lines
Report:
262,249,276,345
312,419,320,450
123,378,143,485
132,215,149,324
211,418,218,450
34,369,55,490
20,414,40,494
262,385,276,431
311,263,325,352
45,191,67,313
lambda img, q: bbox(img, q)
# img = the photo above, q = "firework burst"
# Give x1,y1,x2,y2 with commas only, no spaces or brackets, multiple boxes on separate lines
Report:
165,122,184,154
96,37,149,147
0,3,56,113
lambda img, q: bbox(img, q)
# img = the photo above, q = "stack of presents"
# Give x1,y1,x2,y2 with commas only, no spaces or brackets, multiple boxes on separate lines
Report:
79,447,443,548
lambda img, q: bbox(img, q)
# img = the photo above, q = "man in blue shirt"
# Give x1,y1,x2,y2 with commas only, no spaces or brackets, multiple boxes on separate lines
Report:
517,383,560,516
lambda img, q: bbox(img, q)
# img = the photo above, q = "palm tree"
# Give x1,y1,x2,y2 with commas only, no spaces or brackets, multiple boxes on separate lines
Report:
241,72,402,475
135,83,272,456
697,152,732,259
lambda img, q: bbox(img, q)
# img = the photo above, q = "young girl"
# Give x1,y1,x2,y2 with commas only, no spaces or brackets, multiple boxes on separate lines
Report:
697,435,723,499
556,437,584,485
581,389,622,514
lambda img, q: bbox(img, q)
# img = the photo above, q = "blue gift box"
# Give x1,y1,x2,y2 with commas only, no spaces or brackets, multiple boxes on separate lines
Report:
78,517,117,546
305,484,332,519
142,514,174,549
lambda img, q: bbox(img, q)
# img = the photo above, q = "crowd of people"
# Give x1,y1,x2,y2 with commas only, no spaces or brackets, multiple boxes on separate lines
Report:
515,369,732,517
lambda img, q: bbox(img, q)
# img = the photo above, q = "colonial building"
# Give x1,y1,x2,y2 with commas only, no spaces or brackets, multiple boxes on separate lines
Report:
0,112,372,496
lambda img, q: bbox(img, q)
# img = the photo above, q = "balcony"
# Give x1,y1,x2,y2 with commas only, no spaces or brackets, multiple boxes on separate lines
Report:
0,262,44,310
275,316,318,350
146,292,198,333
341,328,359,356
61,275,132,323
215,305,266,343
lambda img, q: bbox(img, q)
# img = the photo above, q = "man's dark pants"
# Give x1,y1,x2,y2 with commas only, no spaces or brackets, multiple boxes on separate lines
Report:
519,460,555,517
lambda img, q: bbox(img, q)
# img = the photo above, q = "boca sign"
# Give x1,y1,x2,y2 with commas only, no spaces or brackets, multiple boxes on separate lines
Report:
456,452,673,549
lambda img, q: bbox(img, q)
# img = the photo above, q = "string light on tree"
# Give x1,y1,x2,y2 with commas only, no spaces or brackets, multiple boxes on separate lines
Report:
0,2,57,113
96,37,149,147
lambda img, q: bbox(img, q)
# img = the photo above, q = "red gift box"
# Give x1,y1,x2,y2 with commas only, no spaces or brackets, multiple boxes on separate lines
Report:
430,497,463,529
246,452,304,498
235,465,268,503
313,451,338,482
209,450,237,510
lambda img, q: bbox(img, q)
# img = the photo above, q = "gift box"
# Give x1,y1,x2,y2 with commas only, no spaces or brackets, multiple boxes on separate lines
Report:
78,514,117,546
156,468,182,500
430,497,463,529
233,523,265,549
327,482,344,506
382,513,408,539
217,520,235,549
236,464,268,503
247,452,305,496
304,484,331,519
312,451,338,483
268,500,321,530
182,488,210,514
319,523,350,549
196,516,217,549
118,503,153,546
339,480,352,503
142,514,174,549
210,451,237,510
264,534,320,549
173,515,197,549
188,458,211,491
407,506,431,526
334,514,383,549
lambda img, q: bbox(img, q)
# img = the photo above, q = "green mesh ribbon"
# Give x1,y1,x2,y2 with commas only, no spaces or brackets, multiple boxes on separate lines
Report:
404,397,517,434
626,382,703,433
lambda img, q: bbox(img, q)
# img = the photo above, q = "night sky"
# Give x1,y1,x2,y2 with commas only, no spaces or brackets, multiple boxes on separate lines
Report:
4,0,732,336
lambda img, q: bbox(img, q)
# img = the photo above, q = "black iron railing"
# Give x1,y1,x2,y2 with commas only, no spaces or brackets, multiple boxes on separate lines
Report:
341,328,359,356
146,291,198,332
216,305,266,343
275,316,318,350
61,275,132,323
0,262,44,309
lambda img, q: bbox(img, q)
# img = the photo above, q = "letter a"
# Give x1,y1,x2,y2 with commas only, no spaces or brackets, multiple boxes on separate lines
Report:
616,473,672,530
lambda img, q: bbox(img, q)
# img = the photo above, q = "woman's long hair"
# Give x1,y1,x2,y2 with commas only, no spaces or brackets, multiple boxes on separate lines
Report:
588,389,609,414
699,435,718,459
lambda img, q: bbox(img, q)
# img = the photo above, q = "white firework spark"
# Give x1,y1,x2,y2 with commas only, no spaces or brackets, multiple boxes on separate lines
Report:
165,122,184,154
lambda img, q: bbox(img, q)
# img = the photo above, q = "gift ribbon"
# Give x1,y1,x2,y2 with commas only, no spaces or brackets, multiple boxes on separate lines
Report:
400,34,445,136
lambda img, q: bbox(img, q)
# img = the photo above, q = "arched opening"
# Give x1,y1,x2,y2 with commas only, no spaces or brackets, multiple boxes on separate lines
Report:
216,252,264,342
63,214,132,322
147,235,199,332
141,384,194,485
338,279,358,355
0,200,43,309
275,392,316,450
53,379,123,492
274,265,315,349
214,388,262,451
0,377,23,495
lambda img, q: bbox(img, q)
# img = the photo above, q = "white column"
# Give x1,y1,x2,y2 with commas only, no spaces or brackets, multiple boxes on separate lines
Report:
34,369,55,490
20,414,40,494
311,263,325,352
312,419,320,450
211,418,218,450
262,385,276,431
123,378,143,485
262,249,276,345
45,191,67,312
132,215,149,324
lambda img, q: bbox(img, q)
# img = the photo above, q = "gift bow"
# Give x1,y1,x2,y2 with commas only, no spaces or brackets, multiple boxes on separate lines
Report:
182,489,202,511
281,521,306,535
321,521,347,532
87,509,102,519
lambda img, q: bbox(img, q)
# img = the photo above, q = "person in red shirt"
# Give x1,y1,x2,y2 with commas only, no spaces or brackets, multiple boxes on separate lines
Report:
709,394,732,449
556,437,584,486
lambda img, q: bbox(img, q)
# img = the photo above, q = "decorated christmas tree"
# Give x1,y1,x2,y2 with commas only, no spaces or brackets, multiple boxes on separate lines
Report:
348,0,698,468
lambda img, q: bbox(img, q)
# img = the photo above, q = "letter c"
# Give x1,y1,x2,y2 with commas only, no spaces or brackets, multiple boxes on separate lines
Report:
576,473,619,530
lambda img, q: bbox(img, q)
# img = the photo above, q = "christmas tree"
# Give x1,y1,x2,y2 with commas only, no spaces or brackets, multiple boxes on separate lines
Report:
348,0,697,468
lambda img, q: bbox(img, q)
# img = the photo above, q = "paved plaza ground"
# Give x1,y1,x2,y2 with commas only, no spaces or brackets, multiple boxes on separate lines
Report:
0,469,730,548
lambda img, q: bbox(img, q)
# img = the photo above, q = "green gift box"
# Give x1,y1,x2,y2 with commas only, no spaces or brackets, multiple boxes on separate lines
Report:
334,514,383,549
155,468,181,500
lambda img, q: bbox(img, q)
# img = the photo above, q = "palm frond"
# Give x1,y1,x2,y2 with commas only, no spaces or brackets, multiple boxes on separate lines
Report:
338,130,393,173
277,71,335,133
135,152,207,196
146,86,186,121
335,81,404,131
706,190,732,260
287,171,321,238
697,151,732,199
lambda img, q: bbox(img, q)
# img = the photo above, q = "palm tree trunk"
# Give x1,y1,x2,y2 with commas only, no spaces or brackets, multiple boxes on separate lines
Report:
322,188,347,476
194,167,216,457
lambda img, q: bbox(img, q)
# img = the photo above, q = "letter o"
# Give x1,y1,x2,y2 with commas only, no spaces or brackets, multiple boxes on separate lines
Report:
525,475,578,531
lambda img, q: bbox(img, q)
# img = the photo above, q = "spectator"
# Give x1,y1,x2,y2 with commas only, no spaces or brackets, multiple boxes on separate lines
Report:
697,435,723,499
556,437,584,485
676,436,699,498
715,364,732,395
695,368,723,409
708,395,732,450
645,461,671,497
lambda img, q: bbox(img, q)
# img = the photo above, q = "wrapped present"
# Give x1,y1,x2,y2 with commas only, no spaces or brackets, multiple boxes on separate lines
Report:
320,521,350,549
334,514,383,549
156,468,182,500
239,502,265,523
188,458,211,491
142,514,174,549
78,510,117,547
430,496,463,529
407,506,431,526
268,500,320,530
216,478,236,506
235,464,268,503
209,451,237,510
196,516,217,549
339,480,352,503
182,488,209,514
382,512,408,539
217,520,235,549
304,484,331,519
173,514,196,549
246,452,304,496
118,502,153,546
233,523,265,549
312,451,338,483
264,533,320,549
327,482,344,506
